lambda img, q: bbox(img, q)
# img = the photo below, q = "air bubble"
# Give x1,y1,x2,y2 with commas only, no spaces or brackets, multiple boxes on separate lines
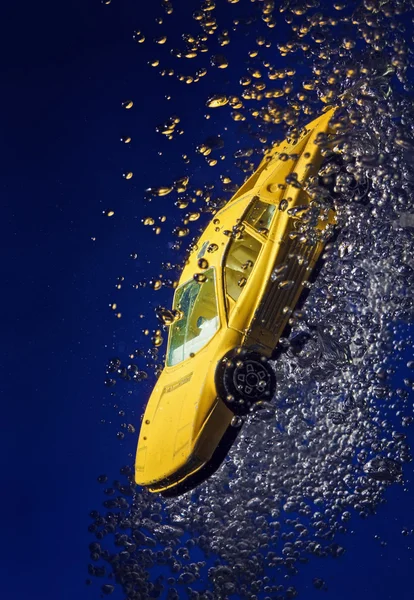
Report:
206,95,229,108
210,54,229,68
193,273,207,283
198,258,209,269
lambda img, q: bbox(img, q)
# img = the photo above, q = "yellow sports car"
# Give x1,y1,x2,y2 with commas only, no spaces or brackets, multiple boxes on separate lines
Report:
135,107,340,496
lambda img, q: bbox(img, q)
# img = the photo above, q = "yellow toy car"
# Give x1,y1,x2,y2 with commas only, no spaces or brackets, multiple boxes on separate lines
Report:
135,107,339,496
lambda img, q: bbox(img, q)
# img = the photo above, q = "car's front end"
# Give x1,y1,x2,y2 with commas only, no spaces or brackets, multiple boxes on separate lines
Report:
144,396,237,495
134,309,242,493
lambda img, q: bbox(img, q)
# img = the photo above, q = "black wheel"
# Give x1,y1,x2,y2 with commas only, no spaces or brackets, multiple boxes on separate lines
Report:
216,348,276,416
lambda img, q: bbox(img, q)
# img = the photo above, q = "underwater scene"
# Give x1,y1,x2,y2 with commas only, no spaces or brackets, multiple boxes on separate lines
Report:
91,1,414,598
5,0,414,599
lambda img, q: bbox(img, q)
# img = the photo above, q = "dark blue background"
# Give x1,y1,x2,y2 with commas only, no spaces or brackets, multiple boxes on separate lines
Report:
3,1,414,598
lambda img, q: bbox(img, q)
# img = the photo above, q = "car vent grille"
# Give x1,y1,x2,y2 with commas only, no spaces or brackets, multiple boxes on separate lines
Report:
254,237,321,335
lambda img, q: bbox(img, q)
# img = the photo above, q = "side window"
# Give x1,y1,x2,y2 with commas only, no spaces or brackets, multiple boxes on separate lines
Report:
224,231,262,302
245,198,276,235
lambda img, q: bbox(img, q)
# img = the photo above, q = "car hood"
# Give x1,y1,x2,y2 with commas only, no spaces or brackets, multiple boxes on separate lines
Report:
135,352,218,486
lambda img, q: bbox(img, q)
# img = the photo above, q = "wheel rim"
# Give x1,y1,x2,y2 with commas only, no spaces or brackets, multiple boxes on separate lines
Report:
232,358,272,400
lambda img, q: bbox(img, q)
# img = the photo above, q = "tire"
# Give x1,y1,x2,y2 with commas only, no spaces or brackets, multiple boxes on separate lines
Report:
216,348,276,416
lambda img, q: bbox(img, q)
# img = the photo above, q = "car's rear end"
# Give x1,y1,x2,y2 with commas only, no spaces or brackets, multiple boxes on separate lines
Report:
229,109,338,354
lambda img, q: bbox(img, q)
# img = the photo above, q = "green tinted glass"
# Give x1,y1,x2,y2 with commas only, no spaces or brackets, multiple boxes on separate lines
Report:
167,268,219,366
224,231,262,302
245,198,276,233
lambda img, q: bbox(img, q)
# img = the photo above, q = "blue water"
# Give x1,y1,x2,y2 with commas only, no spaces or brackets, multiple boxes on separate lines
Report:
3,0,414,599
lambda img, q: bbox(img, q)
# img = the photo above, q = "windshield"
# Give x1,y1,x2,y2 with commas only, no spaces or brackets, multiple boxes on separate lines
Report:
166,268,219,366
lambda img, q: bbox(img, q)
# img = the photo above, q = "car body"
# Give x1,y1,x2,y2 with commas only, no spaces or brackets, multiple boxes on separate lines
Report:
135,107,338,496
